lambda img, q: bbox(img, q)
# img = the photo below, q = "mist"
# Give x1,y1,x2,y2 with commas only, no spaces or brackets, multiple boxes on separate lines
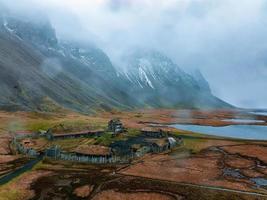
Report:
1,0,267,109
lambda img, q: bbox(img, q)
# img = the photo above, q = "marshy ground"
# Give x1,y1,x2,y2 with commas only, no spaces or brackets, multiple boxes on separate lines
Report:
0,109,267,200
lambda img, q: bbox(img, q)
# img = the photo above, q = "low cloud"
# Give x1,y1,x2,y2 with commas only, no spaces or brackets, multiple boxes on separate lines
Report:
40,58,63,78
1,0,267,108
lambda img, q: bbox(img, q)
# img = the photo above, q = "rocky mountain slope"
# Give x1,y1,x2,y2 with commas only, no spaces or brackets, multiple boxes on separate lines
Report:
119,50,224,108
0,13,231,113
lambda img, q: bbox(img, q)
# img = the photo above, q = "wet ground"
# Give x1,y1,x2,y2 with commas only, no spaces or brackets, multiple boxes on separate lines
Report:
1,109,267,199
30,163,267,200
27,141,267,200
0,157,30,178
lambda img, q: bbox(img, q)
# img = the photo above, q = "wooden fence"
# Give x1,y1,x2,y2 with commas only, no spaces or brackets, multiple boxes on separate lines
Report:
11,137,39,157
45,146,135,164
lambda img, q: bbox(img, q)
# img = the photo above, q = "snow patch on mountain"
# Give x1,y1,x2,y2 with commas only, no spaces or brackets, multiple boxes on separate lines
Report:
138,66,154,89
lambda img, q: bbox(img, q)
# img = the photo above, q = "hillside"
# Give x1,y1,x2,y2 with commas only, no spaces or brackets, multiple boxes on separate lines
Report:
0,14,231,113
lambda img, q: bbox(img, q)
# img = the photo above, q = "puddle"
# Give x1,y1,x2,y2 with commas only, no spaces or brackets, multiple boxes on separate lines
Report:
251,178,267,188
223,168,244,179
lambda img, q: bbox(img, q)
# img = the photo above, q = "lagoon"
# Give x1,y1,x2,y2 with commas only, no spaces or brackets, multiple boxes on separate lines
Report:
172,124,267,140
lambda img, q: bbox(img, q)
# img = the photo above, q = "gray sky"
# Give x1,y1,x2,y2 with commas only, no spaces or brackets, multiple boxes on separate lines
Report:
2,0,267,108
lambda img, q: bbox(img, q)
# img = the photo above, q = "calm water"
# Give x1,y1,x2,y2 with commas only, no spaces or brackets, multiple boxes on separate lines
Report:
250,111,267,116
251,178,267,188
221,119,265,123
171,124,267,140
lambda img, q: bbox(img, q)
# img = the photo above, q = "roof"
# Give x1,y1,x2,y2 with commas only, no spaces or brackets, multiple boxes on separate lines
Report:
131,144,141,149
53,129,104,137
74,145,111,156
21,139,36,148
109,118,121,122
145,138,168,147
15,131,33,135
141,127,163,132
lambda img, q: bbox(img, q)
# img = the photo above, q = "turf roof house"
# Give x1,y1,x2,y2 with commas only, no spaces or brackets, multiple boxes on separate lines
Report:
45,129,104,140
139,128,178,153
148,138,170,153
131,144,151,157
108,119,125,134
13,138,39,157
145,137,177,153
74,145,112,159
45,145,113,163
141,128,168,138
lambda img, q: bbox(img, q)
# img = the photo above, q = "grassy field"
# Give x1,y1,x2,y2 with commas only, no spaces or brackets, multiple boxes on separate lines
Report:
0,111,107,134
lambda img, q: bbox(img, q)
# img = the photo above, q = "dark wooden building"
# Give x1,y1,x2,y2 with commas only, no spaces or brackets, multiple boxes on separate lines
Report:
47,130,104,140
146,138,170,153
141,128,168,138
108,119,125,134
74,145,112,158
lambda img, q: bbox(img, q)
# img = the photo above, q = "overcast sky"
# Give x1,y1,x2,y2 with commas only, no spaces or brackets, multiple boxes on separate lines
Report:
1,0,267,108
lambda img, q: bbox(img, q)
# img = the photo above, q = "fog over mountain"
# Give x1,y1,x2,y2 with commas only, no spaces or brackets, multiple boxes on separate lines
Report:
1,0,267,109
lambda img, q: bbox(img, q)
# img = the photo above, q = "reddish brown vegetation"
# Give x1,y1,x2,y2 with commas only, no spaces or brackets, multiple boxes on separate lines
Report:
92,190,176,200
222,144,267,163
0,137,11,155
120,152,253,191
74,145,111,156
100,109,267,129
73,185,93,198
0,155,19,164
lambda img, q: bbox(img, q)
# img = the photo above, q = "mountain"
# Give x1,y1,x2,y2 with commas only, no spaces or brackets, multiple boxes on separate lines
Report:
189,69,211,93
119,50,230,108
0,13,231,113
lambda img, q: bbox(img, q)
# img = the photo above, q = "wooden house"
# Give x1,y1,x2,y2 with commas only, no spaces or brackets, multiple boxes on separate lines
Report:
141,128,168,138
45,145,61,158
47,130,104,140
108,119,125,134
146,138,169,153
145,137,177,153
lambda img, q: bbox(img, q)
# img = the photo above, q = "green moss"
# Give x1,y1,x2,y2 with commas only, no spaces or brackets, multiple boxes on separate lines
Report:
95,132,114,146
22,117,106,133
182,138,208,153
126,129,141,137
49,138,95,151
26,121,55,132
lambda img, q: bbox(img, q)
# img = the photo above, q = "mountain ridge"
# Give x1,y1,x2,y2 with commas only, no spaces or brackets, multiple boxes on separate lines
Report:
0,14,232,113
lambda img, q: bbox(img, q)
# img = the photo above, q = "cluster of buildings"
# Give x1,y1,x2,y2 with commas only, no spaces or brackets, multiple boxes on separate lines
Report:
130,128,180,156
44,119,125,140
12,118,182,163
